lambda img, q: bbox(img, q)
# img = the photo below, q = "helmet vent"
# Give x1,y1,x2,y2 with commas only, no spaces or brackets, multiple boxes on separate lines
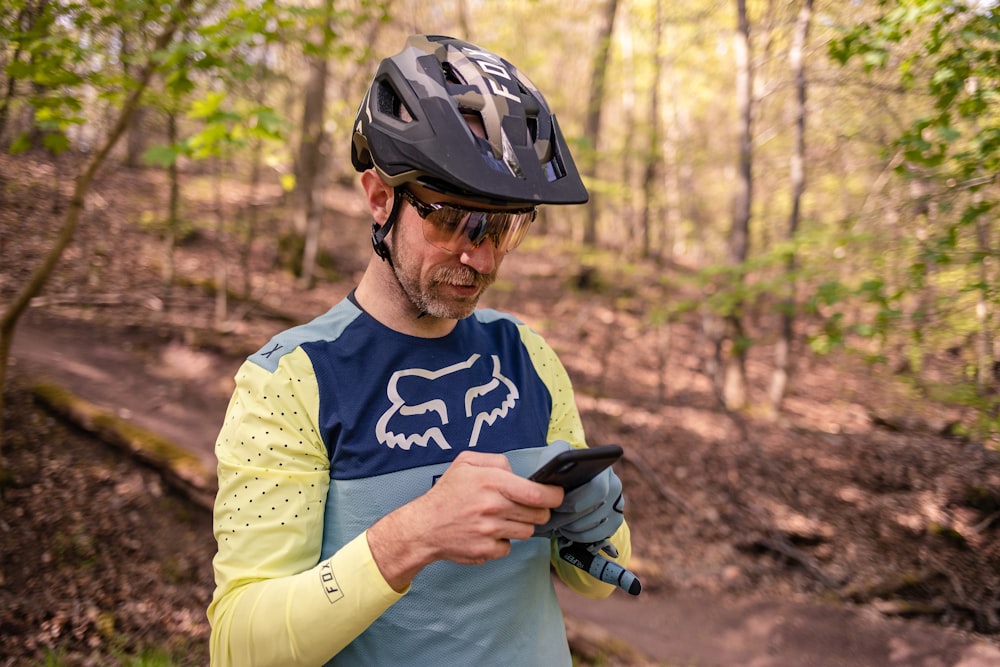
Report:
526,117,538,143
544,145,567,182
441,61,466,86
376,79,413,122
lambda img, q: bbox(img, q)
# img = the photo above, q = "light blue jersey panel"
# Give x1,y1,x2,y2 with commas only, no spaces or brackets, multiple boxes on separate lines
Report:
321,446,571,667
248,300,362,373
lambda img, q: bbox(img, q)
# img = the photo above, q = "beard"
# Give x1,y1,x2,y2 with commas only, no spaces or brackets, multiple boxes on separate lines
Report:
392,258,496,320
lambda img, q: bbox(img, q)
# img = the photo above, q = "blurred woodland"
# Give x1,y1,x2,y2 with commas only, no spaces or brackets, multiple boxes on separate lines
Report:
1,0,997,444
1,1,1000,664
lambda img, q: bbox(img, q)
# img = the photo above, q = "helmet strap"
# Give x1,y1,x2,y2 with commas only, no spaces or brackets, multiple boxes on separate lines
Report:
371,186,430,320
371,186,405,267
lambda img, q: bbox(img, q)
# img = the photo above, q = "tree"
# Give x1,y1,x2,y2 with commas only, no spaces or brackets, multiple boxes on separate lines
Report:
120,23,153,168
827,0,1000,437
639,0,665,260
0,0,195,462
717,0,753,411
293,0,337,290
582,0,620,246
768,0,814,412
0,1,45,144
0,0,302,458
1,0,78,154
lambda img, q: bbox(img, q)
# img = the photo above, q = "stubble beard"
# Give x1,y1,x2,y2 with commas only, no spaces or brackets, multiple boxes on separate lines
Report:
393,259,496,320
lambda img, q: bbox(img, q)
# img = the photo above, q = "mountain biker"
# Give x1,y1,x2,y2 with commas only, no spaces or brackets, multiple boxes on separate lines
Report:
207,34,631,666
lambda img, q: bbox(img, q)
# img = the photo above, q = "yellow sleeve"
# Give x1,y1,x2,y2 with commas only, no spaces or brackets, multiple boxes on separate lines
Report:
517,324,633,599
515,323,587,449
208,349,404,667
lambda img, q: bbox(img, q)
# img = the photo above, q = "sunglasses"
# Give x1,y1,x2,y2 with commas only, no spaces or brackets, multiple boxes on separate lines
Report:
398,188,537,254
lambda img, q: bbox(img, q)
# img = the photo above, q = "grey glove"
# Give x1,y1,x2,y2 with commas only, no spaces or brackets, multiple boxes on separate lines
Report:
533,444,625,544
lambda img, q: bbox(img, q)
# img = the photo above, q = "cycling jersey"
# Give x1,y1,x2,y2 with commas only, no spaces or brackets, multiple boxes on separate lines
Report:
208,293,631,666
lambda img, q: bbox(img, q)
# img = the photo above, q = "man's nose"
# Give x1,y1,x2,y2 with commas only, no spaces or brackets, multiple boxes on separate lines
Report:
459,239,499,274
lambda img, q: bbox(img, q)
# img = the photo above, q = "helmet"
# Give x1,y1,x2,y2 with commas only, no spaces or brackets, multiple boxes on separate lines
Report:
352,34,588,206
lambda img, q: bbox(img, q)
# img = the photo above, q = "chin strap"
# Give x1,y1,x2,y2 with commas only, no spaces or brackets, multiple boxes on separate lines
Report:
371,186,404,267
371,186,428,319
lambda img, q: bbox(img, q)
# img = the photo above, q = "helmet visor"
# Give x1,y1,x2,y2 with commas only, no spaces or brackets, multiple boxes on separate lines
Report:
399,188,536,254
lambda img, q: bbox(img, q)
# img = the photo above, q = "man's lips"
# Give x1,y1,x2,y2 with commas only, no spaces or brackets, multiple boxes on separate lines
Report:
445,283,480,297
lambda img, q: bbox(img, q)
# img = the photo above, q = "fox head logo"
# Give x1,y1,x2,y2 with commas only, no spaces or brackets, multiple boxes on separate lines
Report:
375,354,519,450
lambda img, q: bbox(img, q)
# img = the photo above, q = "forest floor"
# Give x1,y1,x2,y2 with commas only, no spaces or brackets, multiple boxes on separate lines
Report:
2,151,1000,666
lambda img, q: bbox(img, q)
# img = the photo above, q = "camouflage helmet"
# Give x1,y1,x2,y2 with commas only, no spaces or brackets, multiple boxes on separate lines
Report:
352,34,589,206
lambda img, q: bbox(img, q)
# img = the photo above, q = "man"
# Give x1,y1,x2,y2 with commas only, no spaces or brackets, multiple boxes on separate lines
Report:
208,34,632,666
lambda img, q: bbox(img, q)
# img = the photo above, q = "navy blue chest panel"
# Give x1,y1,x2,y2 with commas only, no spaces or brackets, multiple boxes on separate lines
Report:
302,312,552,480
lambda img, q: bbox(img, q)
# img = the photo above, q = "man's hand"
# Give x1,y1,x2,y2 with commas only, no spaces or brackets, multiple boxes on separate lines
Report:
367,451,564,592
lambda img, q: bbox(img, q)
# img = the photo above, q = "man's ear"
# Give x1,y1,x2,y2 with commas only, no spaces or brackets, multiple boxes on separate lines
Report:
360,170,393,224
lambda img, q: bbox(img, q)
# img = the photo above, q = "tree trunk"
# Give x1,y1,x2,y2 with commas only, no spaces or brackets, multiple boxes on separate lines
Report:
768,0,813,412
582,0,619,246
214,158,228,327
243,147,262,300
240,61,268,301
639,0,664,260
618,11,636,256
120,26,147,168
0,3,37,143
722,0,753,411
974,195,994,392
662,38,686,264
456,0,473,40
294,0,335,289
0,0,193,460
293,53,327,239
164,110,180,311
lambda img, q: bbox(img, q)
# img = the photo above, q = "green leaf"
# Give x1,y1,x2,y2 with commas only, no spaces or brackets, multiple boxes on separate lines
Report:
42,132,70,154
142,145,181,168
189,92,227,120
863,49,889,70
931,66,957,86
9,133,32,154
251,107,286,138
935,124,961,143
814,280,847,306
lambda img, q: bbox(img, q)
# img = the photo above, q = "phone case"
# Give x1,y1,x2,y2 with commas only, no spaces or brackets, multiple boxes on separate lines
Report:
528,444,623,490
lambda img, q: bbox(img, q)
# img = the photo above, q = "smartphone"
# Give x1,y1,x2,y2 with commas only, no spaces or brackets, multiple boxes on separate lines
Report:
529,444,623,491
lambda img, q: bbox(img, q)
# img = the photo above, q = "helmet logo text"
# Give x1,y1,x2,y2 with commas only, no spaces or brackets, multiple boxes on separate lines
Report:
462,47,519,104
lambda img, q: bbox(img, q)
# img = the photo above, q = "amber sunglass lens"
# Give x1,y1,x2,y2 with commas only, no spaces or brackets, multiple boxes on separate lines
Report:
422,207,470,250
503,215,532,251
405,189,535,253
424,210,533,253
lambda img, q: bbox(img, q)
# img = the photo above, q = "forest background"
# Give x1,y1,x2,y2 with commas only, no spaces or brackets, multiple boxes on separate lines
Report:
2,0,999,438
1,0,999,665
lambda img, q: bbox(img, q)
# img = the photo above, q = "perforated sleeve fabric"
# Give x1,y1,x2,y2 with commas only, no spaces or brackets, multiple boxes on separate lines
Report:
516,323,632,598
208,350,404,667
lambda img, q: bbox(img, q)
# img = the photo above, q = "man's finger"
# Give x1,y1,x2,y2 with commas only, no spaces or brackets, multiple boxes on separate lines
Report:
498,474,564,509
452,450,513,471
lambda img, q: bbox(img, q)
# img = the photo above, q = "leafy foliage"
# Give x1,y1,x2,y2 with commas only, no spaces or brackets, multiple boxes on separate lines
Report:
2,0,997,439
826,0,999,438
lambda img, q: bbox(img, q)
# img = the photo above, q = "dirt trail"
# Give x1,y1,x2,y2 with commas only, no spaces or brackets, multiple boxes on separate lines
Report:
12,309,235,471
11,309,1000,667
557,581,1000,666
